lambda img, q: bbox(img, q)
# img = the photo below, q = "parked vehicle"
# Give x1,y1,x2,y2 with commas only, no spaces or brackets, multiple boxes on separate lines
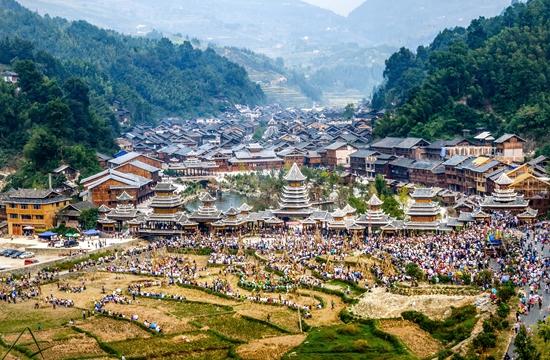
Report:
10,251,24,258
2,249,17,257
24,259,39,265
1,249,14,256
64,239,78,248
18,252,35,259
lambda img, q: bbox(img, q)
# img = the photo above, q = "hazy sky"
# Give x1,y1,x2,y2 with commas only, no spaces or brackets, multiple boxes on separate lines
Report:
302,0,365,16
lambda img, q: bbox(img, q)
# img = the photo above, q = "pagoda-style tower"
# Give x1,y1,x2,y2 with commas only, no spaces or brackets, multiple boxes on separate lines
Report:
149,183,183,217
327,208,347,230
105,191,138,229
481,173,528,212
189,192,222,224
404,188,443,231
211,207,247,231
239,203,253,215
139,182,198,237
356,194,393,230
272,163,314,219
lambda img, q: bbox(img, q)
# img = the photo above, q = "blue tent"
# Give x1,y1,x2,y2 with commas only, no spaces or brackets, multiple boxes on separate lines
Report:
83,229,100,236
38,231,57,238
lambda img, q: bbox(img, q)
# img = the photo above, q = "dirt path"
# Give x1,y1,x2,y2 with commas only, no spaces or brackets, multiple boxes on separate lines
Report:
379,319,442,358
297,289,346,327
236,334,306,360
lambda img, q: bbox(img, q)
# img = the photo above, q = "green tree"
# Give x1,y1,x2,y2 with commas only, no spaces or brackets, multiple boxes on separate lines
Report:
514,325,541,360
405,263,424,280
23,127,61,171
381,195,404,219
79,208,99,230
348,195,366,214
372,0,550,153
374,174,390,197
343,103,355,119
63,145,101,179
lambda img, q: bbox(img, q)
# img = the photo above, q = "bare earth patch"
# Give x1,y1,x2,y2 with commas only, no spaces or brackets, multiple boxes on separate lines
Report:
297,289,345,327
379,319,442,358
103,302,195,333
76,316,151,342
233,303,301,333
236,334,307,360
24,333,106,359
352,287,478,320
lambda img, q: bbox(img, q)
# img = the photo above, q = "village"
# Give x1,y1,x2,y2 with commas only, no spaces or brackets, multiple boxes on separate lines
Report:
0,102,548,360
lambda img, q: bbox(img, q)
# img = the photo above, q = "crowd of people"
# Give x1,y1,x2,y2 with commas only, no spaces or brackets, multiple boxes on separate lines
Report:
1,211,547,340
45,295,74,308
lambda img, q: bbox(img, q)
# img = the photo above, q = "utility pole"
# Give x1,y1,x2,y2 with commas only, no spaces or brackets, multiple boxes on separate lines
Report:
298,307,302,333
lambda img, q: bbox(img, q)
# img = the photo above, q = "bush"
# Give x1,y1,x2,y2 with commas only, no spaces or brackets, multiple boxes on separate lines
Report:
473,331,497,350
321,329,338,341
474,270,494,287
483,320,495,333
488,315,509,331
460,272,472,285
497,284,516,302
405,262,424,280
437,349,453,360
337,324,360,335
339,308,355,323
352,339,370,353
402,306,477,344
497,302,511,318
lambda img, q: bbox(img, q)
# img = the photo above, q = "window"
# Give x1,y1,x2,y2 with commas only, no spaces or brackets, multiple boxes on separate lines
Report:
22,215,32,220
33,204,41,210
9,203,16,208
35,215,44,220
20,204,28,209
9,214,18,219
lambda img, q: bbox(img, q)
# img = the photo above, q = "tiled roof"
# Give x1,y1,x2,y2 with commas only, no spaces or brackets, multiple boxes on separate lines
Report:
493,134,525,144
284,163,307,182
350,149,378,159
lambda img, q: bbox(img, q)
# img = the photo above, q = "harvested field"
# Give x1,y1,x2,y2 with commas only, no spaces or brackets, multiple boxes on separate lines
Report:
379,319,443,358
236,334,307,360
352,287,478,320
233,302,301,333
0,303,81,333
195,313,284,342
297,289,345,327
157,299,232,319
76,316,151,342
3,327,75,344
107,332,231,358
23,332,106,360
103,301,195,333
159,285,240,306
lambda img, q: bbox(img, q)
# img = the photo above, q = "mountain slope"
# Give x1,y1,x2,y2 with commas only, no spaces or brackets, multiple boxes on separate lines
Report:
17,0,354,56
1,0,264,121
373,0,550,154
0,38,117,188
17,0,514,107
348,0,512,47
215,46,321,107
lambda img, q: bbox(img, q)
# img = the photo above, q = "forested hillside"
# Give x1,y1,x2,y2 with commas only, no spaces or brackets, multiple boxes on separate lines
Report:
0,38,116,188
0,0,264,122
373,0,550,154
